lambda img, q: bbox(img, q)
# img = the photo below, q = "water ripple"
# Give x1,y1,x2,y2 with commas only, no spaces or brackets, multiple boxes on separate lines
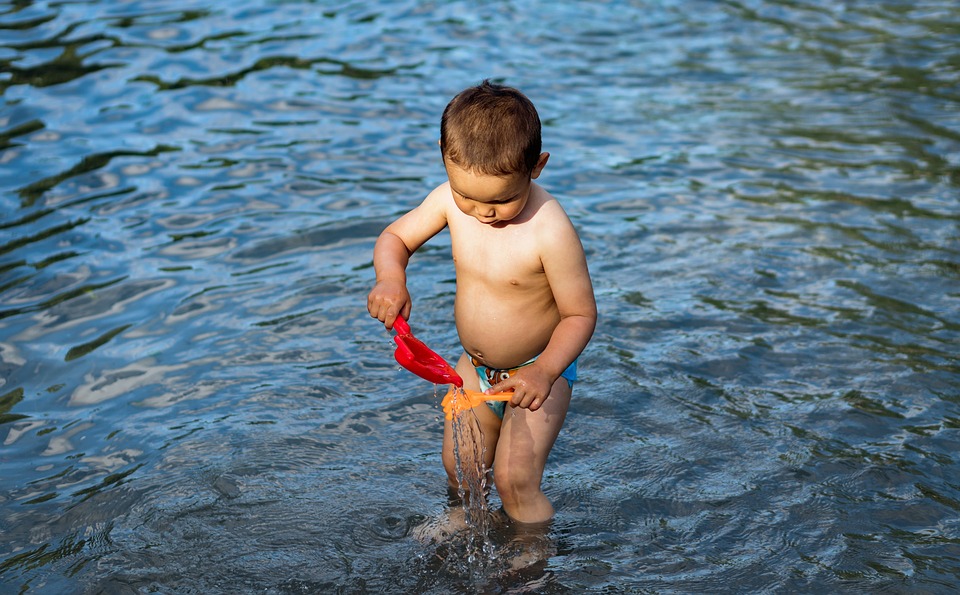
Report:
2,0,959,592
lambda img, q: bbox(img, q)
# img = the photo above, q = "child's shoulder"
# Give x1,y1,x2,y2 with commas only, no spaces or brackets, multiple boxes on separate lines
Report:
528,184,574,226
419,181,454,213
425,180,452,199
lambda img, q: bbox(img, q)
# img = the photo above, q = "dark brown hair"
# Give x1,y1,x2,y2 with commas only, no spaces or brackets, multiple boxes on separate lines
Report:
440,80,542,176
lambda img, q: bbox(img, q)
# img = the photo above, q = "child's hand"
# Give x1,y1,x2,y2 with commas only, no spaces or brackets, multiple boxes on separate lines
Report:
367,278,411,330
486,365,555,412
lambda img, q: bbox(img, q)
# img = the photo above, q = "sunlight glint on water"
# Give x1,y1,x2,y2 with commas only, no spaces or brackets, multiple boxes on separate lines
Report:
0,0,958,592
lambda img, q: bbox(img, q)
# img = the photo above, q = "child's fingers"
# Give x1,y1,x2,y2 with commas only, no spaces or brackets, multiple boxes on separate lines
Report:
370,296,409,330
518,391,542,410
486,376,518,396
485,369,552,410
512,379,551,410
384,306,405,330
367,280,410,328
495,379,536,409
371,301,392,325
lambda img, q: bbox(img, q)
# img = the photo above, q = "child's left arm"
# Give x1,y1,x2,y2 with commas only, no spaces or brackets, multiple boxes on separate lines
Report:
487,211,597,411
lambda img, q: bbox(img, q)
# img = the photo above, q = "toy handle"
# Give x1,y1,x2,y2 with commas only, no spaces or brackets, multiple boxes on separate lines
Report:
393,315,410,335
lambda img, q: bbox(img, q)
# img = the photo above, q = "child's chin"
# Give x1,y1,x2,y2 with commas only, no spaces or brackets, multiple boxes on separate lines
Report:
479,217,513,226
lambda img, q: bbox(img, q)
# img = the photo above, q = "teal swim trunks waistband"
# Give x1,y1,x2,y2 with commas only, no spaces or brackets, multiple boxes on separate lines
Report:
471,355,578,419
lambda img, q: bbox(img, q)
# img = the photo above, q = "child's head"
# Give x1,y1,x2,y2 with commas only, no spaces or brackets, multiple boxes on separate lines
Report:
440,80,542,177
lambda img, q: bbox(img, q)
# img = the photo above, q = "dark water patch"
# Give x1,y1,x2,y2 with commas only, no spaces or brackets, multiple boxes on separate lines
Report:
0,37,122,94
231,218,384,261
16,145,179,208
133,55,415,91
64,323,131,362
0,217,89,258
0,118,44,150
2,0,960,592
0,275,124,321
0,387,26,425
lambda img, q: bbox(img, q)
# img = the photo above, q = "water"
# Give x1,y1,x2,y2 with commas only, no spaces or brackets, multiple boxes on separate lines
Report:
1,0,958,592
443,397,498,581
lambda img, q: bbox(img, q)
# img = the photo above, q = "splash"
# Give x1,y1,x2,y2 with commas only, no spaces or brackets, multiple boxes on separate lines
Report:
445,386,497,572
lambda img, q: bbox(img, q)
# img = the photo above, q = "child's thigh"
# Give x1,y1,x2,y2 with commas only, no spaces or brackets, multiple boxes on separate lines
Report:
495,377,571,475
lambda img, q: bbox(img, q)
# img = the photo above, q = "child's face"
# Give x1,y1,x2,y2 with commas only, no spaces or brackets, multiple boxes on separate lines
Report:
445,159,544,226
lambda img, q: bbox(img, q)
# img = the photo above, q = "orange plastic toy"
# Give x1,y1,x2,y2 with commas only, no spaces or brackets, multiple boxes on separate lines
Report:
442,386,515,420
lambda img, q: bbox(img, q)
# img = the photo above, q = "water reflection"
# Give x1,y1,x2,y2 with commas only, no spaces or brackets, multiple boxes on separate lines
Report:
2,0,959,592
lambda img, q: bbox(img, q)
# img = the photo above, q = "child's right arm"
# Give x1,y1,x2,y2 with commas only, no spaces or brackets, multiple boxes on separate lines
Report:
367,185,450,330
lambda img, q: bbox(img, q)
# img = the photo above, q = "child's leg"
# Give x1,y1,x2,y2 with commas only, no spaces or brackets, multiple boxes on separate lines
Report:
492,376,571,524
442,353,502,493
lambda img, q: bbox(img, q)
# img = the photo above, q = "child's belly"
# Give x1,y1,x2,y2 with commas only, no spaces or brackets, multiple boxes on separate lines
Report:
454,288,560,369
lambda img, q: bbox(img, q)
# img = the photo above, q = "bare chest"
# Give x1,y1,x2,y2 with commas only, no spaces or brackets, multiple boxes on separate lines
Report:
449,223,544,288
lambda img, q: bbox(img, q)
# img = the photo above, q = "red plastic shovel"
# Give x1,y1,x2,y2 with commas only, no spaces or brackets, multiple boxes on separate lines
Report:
392,316,463,387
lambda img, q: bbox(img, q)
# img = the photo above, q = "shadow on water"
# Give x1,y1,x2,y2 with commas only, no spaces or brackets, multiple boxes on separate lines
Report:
1,0,959,592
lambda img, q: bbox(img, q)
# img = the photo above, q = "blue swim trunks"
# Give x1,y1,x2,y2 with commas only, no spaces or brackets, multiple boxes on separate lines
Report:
472,355,578,419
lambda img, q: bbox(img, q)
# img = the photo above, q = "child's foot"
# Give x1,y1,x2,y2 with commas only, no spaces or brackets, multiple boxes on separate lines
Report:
496,513,557,572
412,507,468,544
504,536,556,571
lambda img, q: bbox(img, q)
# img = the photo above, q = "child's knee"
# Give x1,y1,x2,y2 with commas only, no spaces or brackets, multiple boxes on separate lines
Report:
493,464,540,497
441,449,458,480
441,448,474,485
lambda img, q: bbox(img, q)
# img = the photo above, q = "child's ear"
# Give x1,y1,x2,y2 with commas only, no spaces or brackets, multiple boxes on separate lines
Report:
530,152,550,179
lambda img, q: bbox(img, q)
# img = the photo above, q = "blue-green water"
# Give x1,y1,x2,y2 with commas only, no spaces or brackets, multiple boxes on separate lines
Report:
1,0,958,592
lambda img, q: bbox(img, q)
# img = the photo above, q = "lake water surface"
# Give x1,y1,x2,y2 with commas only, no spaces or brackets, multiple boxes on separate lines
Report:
2,0,959,593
